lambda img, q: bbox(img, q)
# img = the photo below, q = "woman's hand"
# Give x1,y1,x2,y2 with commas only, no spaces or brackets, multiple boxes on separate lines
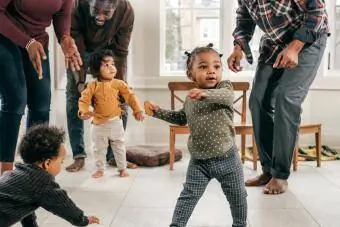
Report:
26,39,47,80
60,35,83,71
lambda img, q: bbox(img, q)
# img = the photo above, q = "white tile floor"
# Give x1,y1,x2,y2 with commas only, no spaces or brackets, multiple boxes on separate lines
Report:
13,154,340,227
12,90,340,226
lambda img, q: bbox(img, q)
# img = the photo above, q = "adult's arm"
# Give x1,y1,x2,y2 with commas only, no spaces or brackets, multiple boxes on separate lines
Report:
0,0,32,48
232,0,256,64
293,0,328,43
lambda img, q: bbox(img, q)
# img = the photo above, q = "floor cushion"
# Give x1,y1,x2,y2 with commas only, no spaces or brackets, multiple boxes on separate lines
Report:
126,145,183,167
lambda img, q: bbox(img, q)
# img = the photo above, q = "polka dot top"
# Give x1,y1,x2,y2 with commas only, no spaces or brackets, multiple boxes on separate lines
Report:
154,80,236,160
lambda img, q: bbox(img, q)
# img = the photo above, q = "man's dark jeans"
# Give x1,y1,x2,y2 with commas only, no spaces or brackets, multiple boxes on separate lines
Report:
249,35,327,180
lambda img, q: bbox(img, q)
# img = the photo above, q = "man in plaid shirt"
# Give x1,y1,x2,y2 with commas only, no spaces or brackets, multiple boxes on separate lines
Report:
228,0,329,195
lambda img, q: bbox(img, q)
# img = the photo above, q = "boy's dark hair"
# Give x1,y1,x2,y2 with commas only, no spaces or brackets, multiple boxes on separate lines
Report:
184,43,223,78
18,124,66,164
89,0,120,4
77,0,119,7
89,49,115,78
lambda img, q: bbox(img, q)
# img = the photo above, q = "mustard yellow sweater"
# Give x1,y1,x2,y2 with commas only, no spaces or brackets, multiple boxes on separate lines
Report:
78,79,142,124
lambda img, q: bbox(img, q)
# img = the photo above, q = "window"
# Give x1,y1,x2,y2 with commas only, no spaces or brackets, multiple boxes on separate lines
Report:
200,18,219,41
332,0,340,70
164,0,221,73
163,0,264,74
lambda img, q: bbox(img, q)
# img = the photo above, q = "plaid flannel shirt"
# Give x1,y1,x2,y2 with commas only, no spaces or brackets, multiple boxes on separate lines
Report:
233,0,329,64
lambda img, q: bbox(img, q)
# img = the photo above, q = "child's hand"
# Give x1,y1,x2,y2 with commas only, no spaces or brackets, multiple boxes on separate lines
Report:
78,111,93,120
88,216,100,224
188,88,207,100
135,112,145,121
144,101,159,116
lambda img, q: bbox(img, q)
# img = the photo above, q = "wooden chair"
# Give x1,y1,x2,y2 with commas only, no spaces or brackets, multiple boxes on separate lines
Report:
241,127,322,171
168,81,255,170
292,125,322,171
168,81,322,171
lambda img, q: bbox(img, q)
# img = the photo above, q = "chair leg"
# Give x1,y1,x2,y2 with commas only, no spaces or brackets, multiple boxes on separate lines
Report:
169,129,176,170
241,134,246,164
252,135,257,170
315,129,321,167
293,146,298,171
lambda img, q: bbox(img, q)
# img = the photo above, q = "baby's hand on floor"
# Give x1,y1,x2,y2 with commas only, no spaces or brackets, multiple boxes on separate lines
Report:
78,111,93,120
144,101,159,116
135,112,145,121
88,216,100,224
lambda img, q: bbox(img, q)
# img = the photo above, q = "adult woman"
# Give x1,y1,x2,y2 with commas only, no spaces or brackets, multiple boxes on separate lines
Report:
0,0,82,175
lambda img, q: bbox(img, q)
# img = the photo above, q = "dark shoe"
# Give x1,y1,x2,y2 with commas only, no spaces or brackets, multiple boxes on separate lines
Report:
245,173,271,187
298,147,308,155
322,145,338,155
65,158,85,172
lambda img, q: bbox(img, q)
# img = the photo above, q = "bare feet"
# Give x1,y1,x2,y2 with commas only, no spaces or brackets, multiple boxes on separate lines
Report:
127,162,138,169
92,170,104,178
65,158,85,172
245,173,271,187
263,178,288,195
119,170,129,177
107,159,138,169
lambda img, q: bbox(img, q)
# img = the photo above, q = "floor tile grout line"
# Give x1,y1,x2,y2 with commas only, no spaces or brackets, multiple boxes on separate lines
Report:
109,168,141,226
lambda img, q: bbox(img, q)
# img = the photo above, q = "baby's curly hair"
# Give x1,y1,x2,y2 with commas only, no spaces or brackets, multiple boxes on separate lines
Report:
184,43,223,78
89,49,115,78
18,124,65,164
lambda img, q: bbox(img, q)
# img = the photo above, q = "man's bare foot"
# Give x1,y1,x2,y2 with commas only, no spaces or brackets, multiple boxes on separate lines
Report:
245,173,271,187
119,170,129,177
127,162,138,169
65,158,85,172
263,178,288,195
92,170,104,178
107,159,138,169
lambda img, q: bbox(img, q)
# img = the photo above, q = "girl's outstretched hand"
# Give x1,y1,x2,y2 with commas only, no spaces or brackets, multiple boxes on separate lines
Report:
144,101,159,116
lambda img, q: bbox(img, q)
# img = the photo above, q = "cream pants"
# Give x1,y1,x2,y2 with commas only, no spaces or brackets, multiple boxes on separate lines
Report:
91,117,126,171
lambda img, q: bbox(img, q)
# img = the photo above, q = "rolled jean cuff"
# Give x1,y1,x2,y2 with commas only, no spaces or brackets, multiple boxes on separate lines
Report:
73,154,87,160
271,168,289,180
261,165,272,176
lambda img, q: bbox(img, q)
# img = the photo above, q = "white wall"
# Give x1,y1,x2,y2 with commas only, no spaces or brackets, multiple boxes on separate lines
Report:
51,0,340,150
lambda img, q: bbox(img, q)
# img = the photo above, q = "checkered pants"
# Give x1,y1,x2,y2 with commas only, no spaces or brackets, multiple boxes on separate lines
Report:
170,148,248,227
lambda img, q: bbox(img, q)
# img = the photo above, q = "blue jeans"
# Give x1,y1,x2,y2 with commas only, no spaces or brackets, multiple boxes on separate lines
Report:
66,52,127,161
0,34,51,162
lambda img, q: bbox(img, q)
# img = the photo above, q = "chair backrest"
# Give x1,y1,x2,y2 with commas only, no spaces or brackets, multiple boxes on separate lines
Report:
168,81,250,124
